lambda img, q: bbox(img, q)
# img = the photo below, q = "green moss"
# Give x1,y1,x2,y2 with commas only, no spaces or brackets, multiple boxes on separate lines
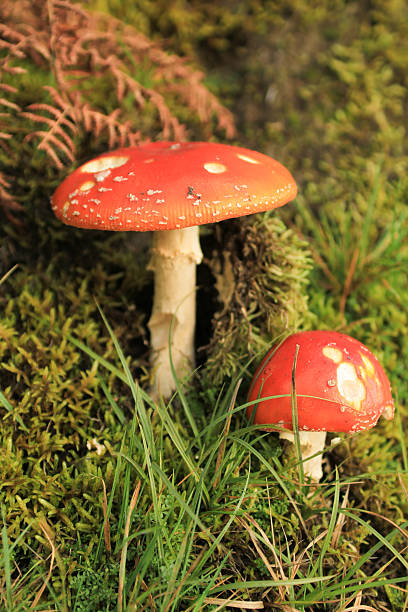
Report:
203,213,313,386
0,253,150,541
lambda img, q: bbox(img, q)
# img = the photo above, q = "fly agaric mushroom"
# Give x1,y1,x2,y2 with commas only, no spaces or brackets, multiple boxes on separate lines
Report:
51,141,297,397
247,330,394,481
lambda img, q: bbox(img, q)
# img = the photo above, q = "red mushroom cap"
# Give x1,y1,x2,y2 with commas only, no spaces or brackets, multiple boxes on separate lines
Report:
51,142,297,231
247,331,394,433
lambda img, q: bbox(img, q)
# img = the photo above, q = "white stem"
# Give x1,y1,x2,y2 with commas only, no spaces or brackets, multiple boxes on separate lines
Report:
280,430,327,481
147,227,203,398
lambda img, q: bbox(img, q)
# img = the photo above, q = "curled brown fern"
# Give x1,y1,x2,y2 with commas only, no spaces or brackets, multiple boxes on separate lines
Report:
0,0,235,216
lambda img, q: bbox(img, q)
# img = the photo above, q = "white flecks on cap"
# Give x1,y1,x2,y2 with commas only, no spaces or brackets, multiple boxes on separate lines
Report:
98,187,112,192
203,162,227,174
147,189,162,195
80,155,129,174
113,176,128,182
236,153,261,164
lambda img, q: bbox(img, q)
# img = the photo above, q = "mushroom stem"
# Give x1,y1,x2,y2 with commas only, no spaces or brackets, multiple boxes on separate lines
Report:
280,430,327,481
147,226,203,398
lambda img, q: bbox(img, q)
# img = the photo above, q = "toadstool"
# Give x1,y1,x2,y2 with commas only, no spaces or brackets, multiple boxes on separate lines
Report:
247,330,394,481
51,141,297,397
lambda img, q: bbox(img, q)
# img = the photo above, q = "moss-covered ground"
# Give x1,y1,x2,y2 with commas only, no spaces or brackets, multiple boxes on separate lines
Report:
1,1,408,609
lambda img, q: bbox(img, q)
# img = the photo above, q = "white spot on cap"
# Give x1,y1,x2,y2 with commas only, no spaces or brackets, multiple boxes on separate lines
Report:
94,170,111,182
236,153,260,164
382,403,394,420
62,201,70,218
323,346,343,364
337,362,366,411
360,354,375,377
79,181,95,192
204,162,227,174
80,155,129,174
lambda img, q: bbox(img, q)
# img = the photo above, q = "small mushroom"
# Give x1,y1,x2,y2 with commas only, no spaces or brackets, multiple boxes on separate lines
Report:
51,141,297,397
247,330,394,481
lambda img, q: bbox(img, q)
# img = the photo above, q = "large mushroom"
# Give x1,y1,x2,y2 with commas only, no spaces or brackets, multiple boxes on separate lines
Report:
51,141,297,397
247,330,394,481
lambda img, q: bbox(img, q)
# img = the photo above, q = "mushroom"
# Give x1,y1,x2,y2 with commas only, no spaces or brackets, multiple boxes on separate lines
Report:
247,330,394,481
51,141,297,397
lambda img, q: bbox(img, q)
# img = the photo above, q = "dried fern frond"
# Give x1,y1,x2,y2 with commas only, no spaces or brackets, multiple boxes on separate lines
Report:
0,173,23,222
0,0,235,218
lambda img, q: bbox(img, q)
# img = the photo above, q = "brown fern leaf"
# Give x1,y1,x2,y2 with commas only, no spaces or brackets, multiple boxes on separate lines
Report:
0,75,21,156
78,103,141,150
121,27,236,138
0,24,26,56
0,0,236,187
0,98,20,112
22,93,78,168
0,172,24,222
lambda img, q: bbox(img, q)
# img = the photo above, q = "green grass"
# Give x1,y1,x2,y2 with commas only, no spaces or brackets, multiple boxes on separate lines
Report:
1,302,407,609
